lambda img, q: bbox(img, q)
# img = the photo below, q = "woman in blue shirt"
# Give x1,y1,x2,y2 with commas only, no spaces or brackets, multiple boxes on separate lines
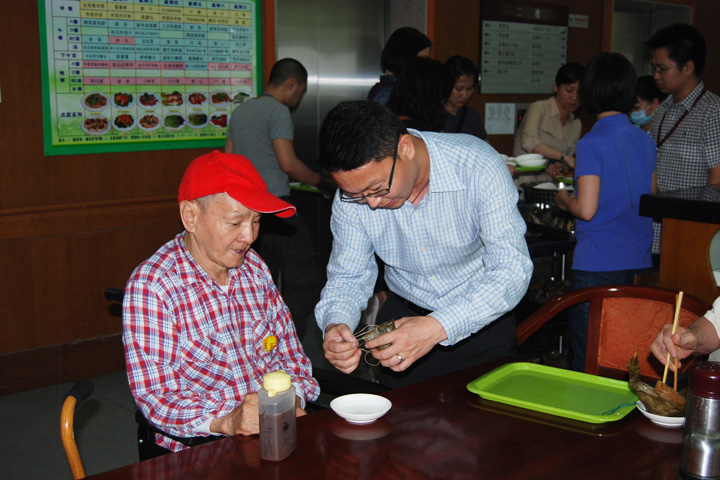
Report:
555,52,657,372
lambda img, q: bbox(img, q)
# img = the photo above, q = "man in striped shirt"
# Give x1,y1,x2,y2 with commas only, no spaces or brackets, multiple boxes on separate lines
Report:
315,101,533,388
122,152,319,452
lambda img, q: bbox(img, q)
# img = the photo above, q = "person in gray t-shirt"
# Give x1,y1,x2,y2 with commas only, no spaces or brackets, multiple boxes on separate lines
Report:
225,59,335,338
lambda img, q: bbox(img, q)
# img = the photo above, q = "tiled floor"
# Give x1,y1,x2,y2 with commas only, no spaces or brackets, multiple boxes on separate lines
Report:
0,314,354,479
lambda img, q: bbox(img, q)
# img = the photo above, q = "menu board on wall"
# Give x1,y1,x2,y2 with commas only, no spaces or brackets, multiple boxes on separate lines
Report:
39,0,261,156
480,3,568,94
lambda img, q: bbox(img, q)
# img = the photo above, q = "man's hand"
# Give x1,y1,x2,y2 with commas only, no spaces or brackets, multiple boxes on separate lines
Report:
365,316,447,371
650,324,697,372
210,393,259,436
323,323,362,373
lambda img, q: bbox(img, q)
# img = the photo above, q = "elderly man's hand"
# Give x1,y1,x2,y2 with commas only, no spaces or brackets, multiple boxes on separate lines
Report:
323,323,362,374
365,316,447,371
210,393,259,436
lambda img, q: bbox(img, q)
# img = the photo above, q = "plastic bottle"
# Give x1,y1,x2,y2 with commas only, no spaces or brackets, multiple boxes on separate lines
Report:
258,370,297,461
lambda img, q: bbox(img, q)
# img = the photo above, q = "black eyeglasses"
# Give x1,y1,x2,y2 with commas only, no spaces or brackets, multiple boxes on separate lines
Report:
340,134,400,203
648,64,676,76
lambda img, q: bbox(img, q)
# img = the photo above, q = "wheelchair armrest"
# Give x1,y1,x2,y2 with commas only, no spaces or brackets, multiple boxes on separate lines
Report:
104,288,124,303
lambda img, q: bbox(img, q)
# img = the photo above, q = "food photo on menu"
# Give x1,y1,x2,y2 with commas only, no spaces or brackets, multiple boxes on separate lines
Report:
75,87,240,138
161,91,184,107
112,92,134,109
188,92,207,106
138,114,160,132
138,92,160,109
210,112,228,128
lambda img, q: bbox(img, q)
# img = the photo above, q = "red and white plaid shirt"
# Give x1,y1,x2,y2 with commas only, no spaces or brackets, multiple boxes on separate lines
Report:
122,233,319,451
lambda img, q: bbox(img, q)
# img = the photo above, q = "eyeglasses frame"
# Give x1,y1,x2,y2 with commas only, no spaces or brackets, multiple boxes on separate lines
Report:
339,133,400,203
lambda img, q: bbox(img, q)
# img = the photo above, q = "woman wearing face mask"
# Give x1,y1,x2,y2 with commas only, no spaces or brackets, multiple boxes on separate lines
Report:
513,62,586,178
630,75,668,133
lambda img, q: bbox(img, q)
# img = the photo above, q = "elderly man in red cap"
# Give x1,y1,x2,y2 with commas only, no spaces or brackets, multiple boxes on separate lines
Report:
122,151,319,455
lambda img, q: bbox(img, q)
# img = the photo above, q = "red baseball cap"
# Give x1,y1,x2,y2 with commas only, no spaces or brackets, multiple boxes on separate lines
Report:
178,151,296,218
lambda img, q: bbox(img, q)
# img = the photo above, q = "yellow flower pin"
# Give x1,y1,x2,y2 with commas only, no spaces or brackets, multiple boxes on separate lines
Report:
262,335,277,352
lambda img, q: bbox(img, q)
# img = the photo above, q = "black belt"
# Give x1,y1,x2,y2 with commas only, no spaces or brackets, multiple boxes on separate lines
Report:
392,291,433,316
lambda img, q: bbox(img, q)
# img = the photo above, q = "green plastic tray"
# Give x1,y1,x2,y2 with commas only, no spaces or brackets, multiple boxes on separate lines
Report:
515,165,546,173
467,362,638,424
289,182,321,193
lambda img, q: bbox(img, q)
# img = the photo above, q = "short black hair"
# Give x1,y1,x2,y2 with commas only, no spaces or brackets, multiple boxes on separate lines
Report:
636,75,668,103
580,52,637,115
554,62,585,87
381,27,432,76
646,23,706,77
387,57,454,132
318,101,407,172
444,55,479,87
268,58,308,87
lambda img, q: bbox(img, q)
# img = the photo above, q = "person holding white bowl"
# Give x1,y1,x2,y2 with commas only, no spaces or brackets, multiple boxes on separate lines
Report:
513,62,585,178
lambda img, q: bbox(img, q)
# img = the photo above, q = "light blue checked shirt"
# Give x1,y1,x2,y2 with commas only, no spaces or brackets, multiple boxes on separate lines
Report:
315,131,533,346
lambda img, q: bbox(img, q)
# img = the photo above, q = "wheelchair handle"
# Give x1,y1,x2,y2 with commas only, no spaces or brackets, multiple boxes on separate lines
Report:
64,378,95,404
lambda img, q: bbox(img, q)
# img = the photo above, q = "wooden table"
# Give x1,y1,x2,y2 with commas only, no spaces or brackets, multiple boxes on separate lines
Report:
88,360,683,479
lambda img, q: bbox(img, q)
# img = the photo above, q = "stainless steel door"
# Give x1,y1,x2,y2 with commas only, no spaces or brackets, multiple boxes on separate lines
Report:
277,0,387,164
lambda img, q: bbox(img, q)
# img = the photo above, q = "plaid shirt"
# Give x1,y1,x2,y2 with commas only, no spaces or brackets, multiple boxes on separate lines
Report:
122,233,319,452
315,131,533,345
650,82,720,253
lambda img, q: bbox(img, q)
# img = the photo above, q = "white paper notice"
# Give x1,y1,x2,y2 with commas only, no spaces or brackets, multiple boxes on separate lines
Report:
485,103,516,135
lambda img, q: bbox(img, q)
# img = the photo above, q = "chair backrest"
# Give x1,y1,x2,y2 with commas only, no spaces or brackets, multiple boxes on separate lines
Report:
585,287,711,380
61,379,94,480
517,285,712,382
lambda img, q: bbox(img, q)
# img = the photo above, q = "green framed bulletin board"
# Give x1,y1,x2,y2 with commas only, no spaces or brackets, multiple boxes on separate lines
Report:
39,0,261,156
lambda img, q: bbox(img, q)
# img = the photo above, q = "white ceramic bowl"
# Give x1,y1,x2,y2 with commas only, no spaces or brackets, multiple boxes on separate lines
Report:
637,401,685,428
515,153,547,167
330,393,392,425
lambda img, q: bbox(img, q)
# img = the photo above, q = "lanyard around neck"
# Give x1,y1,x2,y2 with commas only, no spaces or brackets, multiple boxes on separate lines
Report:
656,87,706,149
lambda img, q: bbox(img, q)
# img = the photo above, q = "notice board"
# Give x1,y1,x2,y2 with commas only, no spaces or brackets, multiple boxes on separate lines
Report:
39,0,261,156
480,2,568,94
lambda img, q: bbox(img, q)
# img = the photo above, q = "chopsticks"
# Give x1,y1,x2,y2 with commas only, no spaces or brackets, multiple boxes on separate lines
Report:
662,291,684,390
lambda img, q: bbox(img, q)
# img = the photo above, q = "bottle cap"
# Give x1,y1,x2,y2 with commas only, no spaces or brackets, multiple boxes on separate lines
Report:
688,361,720,399
263,370,291,397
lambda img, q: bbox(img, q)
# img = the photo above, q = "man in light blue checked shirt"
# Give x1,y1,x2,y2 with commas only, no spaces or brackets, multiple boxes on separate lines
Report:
315,101,533,388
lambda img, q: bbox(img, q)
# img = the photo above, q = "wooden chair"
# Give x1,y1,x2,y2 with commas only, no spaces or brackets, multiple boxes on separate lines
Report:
61,379,95,479
516,285,712,382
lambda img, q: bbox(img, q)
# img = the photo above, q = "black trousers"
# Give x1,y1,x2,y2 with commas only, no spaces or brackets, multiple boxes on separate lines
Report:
376,291,517,389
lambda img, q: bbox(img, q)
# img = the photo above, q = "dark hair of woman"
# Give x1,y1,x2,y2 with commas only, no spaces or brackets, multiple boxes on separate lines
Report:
387,57,454,132
554,62,586,87
381,27,432,76
579,52,637,115
444,55,479,88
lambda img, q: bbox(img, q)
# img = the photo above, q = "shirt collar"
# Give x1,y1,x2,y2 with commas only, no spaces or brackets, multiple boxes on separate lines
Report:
676,81,706,111
549,96,575,122
407,130,465,194
174,232,240,287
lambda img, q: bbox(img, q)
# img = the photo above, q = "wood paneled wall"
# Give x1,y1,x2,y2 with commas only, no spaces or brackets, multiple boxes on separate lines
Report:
0,3,216,394
431,0,720,155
